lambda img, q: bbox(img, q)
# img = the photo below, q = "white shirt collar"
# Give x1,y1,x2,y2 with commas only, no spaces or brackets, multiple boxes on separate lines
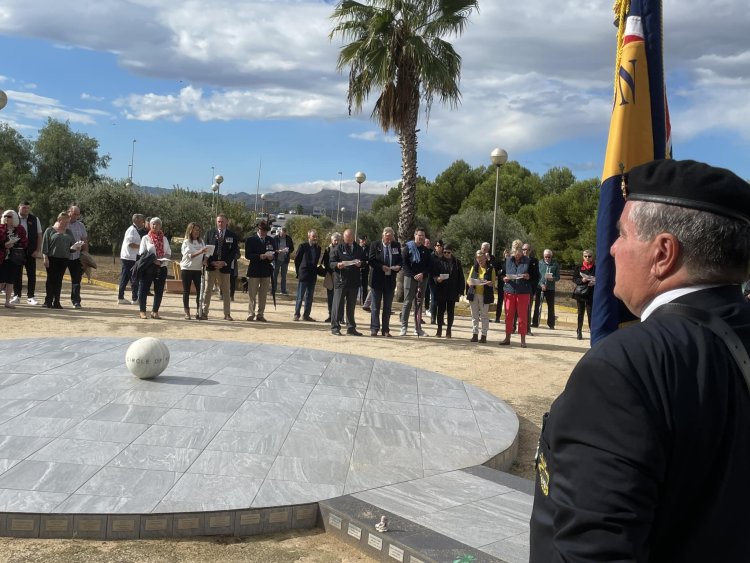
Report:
640,284,722,321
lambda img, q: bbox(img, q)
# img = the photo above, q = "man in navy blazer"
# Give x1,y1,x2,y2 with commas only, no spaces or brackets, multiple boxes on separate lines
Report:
201,213,238,320
368,227,401,337
329,228,366,336
292,229,321,321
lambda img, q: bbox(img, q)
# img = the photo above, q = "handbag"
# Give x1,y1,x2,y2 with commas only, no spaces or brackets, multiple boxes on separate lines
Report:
573,284,591,300
316,264,326,278
9,247,26,266
79,251,97,269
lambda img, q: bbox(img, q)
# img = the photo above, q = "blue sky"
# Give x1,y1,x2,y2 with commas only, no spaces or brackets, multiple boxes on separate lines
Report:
0,0,748,196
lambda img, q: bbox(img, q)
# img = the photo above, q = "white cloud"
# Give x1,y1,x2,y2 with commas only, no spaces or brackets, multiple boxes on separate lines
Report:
81,92,105,101
267,178,399,196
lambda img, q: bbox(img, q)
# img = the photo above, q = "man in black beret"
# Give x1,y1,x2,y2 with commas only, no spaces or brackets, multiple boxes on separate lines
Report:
530,159,750,562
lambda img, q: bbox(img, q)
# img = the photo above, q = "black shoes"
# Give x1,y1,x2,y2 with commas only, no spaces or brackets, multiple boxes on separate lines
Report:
577,330,583,340
471,334,478,342
480,335,487,344
347,329,363,336
303,316,316,322
331,329,342,336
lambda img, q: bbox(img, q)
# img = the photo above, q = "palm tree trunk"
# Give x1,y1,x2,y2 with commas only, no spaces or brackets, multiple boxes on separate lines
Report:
395,91,419,303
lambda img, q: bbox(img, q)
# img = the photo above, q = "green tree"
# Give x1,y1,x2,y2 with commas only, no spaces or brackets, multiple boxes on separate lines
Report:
426,159,483,227
33,118,111,189
0,124,34,210
330,0,479,244
540,166,576,195
461,161,545,217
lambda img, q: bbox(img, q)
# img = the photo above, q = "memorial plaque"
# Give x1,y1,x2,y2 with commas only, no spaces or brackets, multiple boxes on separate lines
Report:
388,545,404,561
240,513,261,526
347,523,362,540
111,519,136,533
328,513,342,530
268,510,288,524
177,517,200,530
145,518,168,531
209,515,231,528
44,519,69,532
10,519,35,532
367,533,383,550
78,519,102,532
295,506,316,520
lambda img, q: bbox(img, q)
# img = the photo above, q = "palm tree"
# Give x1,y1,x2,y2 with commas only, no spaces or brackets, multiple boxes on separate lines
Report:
330,0,479,244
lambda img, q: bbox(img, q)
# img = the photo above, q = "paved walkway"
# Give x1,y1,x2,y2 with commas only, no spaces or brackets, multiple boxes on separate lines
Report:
0,337,521,546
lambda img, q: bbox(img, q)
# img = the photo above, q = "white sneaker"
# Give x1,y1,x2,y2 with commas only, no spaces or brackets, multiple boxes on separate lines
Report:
9,295,20,304
414,328,427,337
118,298,130,305
27,297,39,305
425,310,431,317
399,327,407,337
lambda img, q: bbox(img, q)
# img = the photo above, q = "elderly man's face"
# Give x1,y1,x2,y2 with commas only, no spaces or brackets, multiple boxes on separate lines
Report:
414,230,426,246
18,204,30,218
611,202,654,315
308,231,318,243
342,230,354,244
216,216,227,229
543,252,552,263
382,230,393,244
68,207,81,222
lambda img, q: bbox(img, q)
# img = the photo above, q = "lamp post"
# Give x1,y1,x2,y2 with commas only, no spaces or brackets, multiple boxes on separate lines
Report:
212,174,224,217
354,171,365,240
126,139,136,187
490,148,508,254
340,207,346,224
336,171,343,224
261,193,266,216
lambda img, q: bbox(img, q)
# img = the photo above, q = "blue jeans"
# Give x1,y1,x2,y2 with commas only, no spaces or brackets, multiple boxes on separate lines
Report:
370,284,395,334
119,259,137,300
294,278,316,317
274,260,289,293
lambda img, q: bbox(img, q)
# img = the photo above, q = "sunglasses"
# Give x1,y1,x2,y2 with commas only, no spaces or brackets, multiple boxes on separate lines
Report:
3,215,13,219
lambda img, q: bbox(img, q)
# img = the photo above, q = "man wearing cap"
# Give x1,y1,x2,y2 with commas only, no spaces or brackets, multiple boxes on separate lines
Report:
245,221,276,322
529,160,750,562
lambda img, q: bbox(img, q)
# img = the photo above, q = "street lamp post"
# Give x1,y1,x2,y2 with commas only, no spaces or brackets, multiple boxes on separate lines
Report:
340,207,346,224
336,171,343,224
354,171,366,240
212,174,224,217
261,194,266,216
490,148,508,255
126,139,136,187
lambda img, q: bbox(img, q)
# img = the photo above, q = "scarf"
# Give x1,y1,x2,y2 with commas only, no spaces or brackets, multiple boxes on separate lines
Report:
149,230,165,258
406,240,421,264
581,260,594,272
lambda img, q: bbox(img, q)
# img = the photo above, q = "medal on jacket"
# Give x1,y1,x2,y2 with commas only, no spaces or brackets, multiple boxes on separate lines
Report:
537,451,550,496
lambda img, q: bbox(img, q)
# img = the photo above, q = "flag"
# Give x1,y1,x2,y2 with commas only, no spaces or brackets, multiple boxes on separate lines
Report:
591,0,672,344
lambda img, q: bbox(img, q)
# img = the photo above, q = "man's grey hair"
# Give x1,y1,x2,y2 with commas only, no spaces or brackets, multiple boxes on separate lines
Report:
382,227,395,236
308,229,317,237
132,213,145,223
543,249,553,256
629,201,750,283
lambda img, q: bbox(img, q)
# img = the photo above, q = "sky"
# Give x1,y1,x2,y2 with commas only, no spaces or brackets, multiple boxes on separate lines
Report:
0,0,748,198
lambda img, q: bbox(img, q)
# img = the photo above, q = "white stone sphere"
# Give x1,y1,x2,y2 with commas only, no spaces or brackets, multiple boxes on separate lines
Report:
125,337,170,379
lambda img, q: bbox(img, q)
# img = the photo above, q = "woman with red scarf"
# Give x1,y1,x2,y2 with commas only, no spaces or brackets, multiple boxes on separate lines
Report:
0,209,28,308
572,249,595,340
137,217,171,319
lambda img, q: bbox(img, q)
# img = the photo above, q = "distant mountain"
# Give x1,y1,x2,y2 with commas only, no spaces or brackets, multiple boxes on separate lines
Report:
136,186,379,215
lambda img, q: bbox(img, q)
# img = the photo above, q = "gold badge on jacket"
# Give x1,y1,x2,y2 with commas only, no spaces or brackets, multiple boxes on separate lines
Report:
537,451,550,496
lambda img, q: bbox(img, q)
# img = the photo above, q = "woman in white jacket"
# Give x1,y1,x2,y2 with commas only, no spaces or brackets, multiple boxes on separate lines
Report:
138,217,171,319
180,222,208,319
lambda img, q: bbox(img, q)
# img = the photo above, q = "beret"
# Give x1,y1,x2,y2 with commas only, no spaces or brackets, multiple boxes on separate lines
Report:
257,221,270,231
626,159,750,225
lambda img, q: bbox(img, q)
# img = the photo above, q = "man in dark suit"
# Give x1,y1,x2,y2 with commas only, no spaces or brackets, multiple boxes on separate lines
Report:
523,243,540,334
330,228,366,336
273,226,294,295
293,229,321,322
244,221,276,322
368,227,402,337
201,213,239,320
530,159,750,562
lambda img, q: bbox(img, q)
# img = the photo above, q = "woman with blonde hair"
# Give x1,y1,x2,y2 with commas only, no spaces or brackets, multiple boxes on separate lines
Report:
500,239,532,347
180,222,208,320
0,210,28,308
137,217,171,319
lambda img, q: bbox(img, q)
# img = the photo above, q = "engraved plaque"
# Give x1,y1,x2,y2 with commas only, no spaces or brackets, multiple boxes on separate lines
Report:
347,523,362,540
367,533,383,550
112,519,136,533
177,517,200,530
209,515,231,528
328,513,342,530
295,506,316,520
11,519,35,532
388,544,404,561
45,519,69,532
240,513,261,526
268,510,288,524
79,519,102,532
144,518,168,531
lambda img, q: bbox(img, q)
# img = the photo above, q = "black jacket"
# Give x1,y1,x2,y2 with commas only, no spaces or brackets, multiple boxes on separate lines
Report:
294,241,321,283
530,286,750,562
245,233,276,278
368,240,402,291
330,242,366,289
273,234,294,264
433,256,464,302
204,228,239,274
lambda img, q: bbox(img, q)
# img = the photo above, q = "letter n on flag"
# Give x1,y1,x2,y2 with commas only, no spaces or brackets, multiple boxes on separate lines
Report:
591,0,671,344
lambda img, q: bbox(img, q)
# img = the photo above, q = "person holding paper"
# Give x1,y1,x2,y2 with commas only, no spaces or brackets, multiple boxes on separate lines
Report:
367,227,401,336
0,210,28,309
433,243,463,338
118,214,146,305
533,249,561,329
137,217,171,319
202,213,239,321
466,249,496,343
66,205,88,309
180,222,208,320
500,239,531,347
41,212,76,309
572,249,596,340
330,228,366,336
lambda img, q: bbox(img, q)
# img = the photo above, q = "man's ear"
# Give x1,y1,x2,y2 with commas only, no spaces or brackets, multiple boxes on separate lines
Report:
652,233,681,279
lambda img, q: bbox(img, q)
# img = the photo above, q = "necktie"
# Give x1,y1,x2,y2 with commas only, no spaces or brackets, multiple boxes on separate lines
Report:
385,244,391,267
217,231,223,260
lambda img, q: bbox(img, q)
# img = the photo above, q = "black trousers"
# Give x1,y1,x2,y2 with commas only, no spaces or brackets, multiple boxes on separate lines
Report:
532,289,556,328
181,269,202,310
13,255,37,298
139,266,167,312
436,299,456,329
331,285,358,331
67,258,83,304
577,298,592,331
45,257,68,306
